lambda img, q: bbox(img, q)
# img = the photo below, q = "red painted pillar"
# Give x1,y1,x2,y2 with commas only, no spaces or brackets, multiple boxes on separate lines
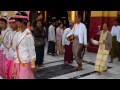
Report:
87,11,118,53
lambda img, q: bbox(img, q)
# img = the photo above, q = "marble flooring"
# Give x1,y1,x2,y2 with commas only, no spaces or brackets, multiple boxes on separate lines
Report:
1,46,120,79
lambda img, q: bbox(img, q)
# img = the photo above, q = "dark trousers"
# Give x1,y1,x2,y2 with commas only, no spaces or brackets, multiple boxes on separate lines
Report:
35,45,45,66
117,42,120,60
47,41,55,54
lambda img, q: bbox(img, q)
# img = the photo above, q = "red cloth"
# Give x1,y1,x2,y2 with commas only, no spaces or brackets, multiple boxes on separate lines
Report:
0,50,7,79
6,60,14,79
64,42,73,63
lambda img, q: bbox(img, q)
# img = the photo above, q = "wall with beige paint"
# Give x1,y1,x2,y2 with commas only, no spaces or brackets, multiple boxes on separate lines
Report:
0,11,15,18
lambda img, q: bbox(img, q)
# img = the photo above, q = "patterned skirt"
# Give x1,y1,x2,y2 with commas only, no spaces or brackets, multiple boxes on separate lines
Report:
95,45,109,72
14,62,34,79
6,60,14,79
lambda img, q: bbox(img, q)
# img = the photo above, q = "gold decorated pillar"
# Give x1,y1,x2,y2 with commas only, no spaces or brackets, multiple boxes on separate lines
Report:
68,11,78,23
71,11,75,22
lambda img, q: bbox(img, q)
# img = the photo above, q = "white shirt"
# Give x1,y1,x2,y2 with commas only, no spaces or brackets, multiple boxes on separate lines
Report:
6,30,19,60
116,26,120,42
14,28,36,63
62,28,72,46
111,25,119,36
48,25,56,42
56,27,64,41
67,23,87,45
0,27,12,55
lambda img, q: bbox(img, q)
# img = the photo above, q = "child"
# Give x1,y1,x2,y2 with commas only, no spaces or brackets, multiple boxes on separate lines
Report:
5,17,19,79
0,16,11,78
14,11,36,79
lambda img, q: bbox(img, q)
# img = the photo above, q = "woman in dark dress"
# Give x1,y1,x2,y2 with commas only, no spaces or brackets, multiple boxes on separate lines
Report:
32,20,45,67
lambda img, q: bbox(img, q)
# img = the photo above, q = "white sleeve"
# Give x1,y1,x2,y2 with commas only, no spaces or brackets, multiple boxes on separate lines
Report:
27,34,36,62
56,28,60,36
111,26,114,36
83,25,87,45
66,29,74,38
48,26,54,41
13,33,18,51
62,29,67,46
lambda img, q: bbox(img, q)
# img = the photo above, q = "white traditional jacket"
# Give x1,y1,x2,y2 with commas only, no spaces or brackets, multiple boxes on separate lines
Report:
14,28,36,63
67,23,87,45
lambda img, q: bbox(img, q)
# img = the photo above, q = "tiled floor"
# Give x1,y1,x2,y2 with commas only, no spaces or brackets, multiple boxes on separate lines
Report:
1,46,120,79
35,47,120,79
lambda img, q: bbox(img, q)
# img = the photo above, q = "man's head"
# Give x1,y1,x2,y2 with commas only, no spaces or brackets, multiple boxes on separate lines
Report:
69,22,74,29
37,13,43,20
51,20,56,27
75,15,82,24
114,19,120,26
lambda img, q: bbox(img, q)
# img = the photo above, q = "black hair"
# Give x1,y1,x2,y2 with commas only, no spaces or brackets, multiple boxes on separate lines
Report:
114,19,120,23
36,19,43,23
0,18,7,24
37,13,42,17
103,22,109,27
36,20,43,25
15,11,28,26
76,15,82,19
58,22,63,27
51,20,56,24
9,17,15,20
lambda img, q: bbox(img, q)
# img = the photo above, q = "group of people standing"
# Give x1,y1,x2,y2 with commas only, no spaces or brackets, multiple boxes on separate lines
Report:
47,21,64,56
109,19,120,63
0,11,36,79
0,11,120,79
47,15,88,71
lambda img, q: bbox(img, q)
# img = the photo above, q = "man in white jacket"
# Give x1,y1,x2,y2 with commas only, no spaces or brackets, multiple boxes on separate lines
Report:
47,20,56,56
66,15,87,71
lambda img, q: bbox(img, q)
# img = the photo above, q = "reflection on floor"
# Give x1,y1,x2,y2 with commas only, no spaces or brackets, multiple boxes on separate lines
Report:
35,64,76,79
0,47,120,79
35,59,112,79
